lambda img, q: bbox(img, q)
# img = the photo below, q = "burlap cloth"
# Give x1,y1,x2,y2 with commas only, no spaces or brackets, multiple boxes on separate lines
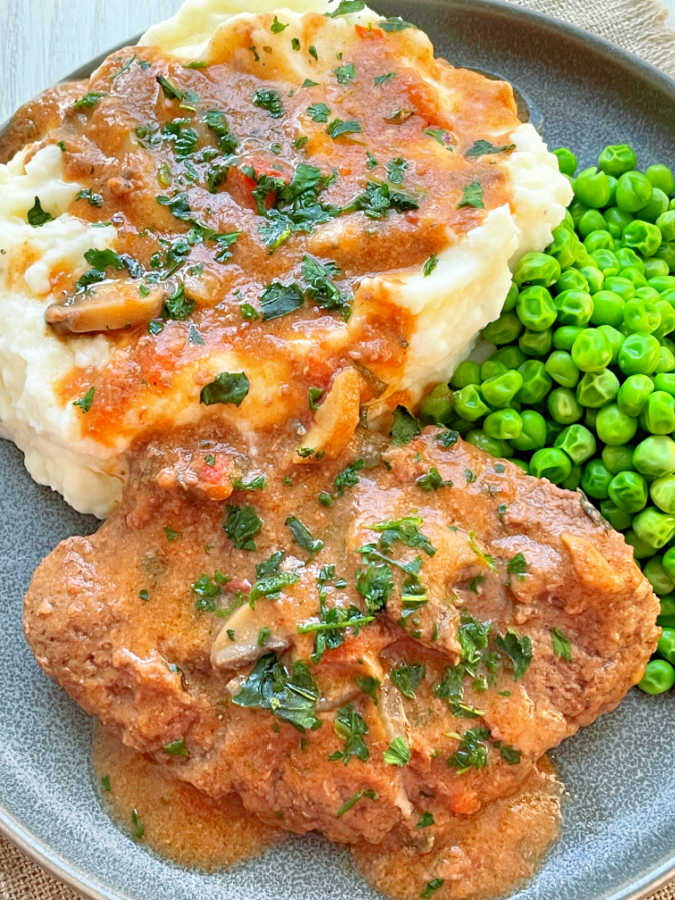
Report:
1,0,674,897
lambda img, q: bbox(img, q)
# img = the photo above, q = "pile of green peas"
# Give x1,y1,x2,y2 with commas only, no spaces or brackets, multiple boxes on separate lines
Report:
419,143,675,694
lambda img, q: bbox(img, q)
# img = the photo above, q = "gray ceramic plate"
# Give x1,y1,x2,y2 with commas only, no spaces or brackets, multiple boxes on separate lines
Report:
1,1,674,898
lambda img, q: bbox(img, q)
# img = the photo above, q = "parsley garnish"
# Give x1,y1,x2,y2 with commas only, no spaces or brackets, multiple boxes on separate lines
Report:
416,467,451,491
309,386,323,410
374,72,396,85
163,738,188,757
292,38,301,51
465,139,515,158
436,429,459,447
233,653,320,732
423,254,438,276
326,118,362,139
356,675,380,702
457,180,484,209
424,127,453,149
507,552,527,580
496,630,532,681
130,808,145,840
391,406,421,445
327,0,365,15
493,740,521,764
161,118,198,158
370,514,435,556
349,181,418,219
329,704,369,764
285,515,323,555
551,627,572,661
421,878,444,898
416,811,434,828
271,15,288,32
391,663,426,699
76,188,103,207
448,727,490,772
100,775,111,793
224,504,263,550
302,256,352,316
138,589,149,602
156,76,184,100
73,386,95,413
336,788,378,817
163,283,195,320
191,573,222,611
249,569,300,604
307,102,330,122
231,474,266,492
27,197,53,227
253,88,284,118
308,45,318,60
378,16,414,30
203,109,238,154
73,91,105,109
260,282,305,320
355,563,394,613
335,63,356,84
386,157,408,184
200,371,249,406
383,736,411,766
164,527,180,541
76,247,125,289
334,458,364,496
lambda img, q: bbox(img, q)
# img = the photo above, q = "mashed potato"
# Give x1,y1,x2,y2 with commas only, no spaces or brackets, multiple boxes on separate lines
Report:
0,0,571,516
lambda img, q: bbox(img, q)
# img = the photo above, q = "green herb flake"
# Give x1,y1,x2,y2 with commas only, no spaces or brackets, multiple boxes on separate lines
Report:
356,675,380,703
493,740,521,765
200,371,250,406
309,386,323,410
374,72,396,86
507,552,527,580
355,563,394,613
334,63,356,84
100,775,111,793
496,630,533,681
253,88,284,118
163,283,196,321
286,515,324,555
551,627,573,661
421,878,444,899
309,45,318,60
465,139,515,158
73,386,95,413
76,188,104,207
378,16,415,31
156,76,184,100
307,102,330,122
327,0,366,15
391,663,426,699
326,118,362,139
383,735,411,766
271,15,288,32
224,504,263,551
163,738,189,757
27,197,53,227
423,254,439,277
334,458,364,496
292,38,302,51
184,60,207,68
448,726,490,772
293,135,309,149
302,256,352,316
457,180,484,209
164,526,180,541
416,467,451,492
416,811,434,828
73,91,106,110
336,788,378,817
233,652,320,732
329,703,369,764
301,76,318,86
350,180,419,219
138,589,149,602
231,474,266,492
130,808,145,840
391,406,421,445
386,157,408,184
424,127,453,150
260,281,305,320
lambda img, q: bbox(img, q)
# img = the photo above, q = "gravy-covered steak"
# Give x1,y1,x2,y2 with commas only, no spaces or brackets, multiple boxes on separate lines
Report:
24,425,659,846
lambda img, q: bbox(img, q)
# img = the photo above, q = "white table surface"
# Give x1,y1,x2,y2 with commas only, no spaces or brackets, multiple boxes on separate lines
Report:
1,0,674,126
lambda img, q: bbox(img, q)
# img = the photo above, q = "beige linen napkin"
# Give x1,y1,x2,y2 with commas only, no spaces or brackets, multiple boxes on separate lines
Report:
1,0,674,898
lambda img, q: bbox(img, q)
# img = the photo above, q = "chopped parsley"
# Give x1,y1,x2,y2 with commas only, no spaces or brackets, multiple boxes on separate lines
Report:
307,102,330,122
302,256,352,317
163,738,189,757
416,811,434,828
385,157,408,184
270,15,288,32
448,726,490,772
551,627,572,661
224,504,263,550
436,428,459,448
374,72,397,86
507,552,528,580
249,569,300,604
465,139,515,158
349,181,418,219
231,474,266,492
164,527,180,541
233,652,320,732
162,283,195,320
421,878,444,898
333,458,364,496
370,514,435,556
355,563,394,613
327,0,365,15
383,735,411,766
260,282,305,320
334,63,356,84
416,467,451,491
27,197,53,227
356,675,380,702
73,91,105,110
493,740,522,764
378,16,414,30
326,118,362,139
191,573,222,611
200,371,249,406
424,127,453,149
457,180,485,209
203,109,238,154
156,76,185,101
308,386,323,410
391,406,421,445
496,630,532,681
423,254,439,277
329,704,369,764
138,589,149,602
73,386,95,413
76,188,103,207
336,788,378,817
285,515,324,555
100,775,111,793
130,808,145,840
292,38,301,51
391,663,426,699
252,88,284,118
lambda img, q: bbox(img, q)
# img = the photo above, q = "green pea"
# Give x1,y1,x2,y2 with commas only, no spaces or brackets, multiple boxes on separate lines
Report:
649,275,675,292
581,459,613,499
617,373,654,416
658,628,675,666
484,408,523,441
617,332,661,375
553,325,583,350
545,350,579,387
663,548,675,580
420,384,453,423
625,528,656,558
555,270,587,293
579,267,605,294
606,175,618,207
571,328,612,372
644,257,670,279
574,166,611,208
646,163,674,196
529,447,572,484
465,429,508,458
451,360,480,389
656,210,675,242
584,230,614,253
453,384,490,421
654,372,675,395
480,359,507,381
643,558,675,595
510,409,547,452
658,593,675,621
449,416,473,435
576,368,620,407
633,436,675,478
493,346,526,370
604,206,634,238
546,419,565,444
634,286,661,305
519,328,552,358
632,506,675,548
548,226,580,268
654,303,675,341
597,324,624,362
637,187,669,223
513,252,561,287
481,370,523,407
502,282,519,311
590,290,625,327
641,390,675,434
578,209,606,237
548,387,583,424
654,241,675,271
554,289,593,326
598,144,637,177
656,344,675,374
553,147,578,176
591,249,620,276
616,247,645,271
603,275,635,300
608,470,648,512
507,458,530,474
515,286,557,332
619,266,648,288
602,444,635,474
561,209,576,231
481,311,522,345
638,659,675,694
554,423,596,463
600,499,633,531
623,220,662,257
650,474,675,514
616,170,653,212
595,403,638,445
623,299,661,334
516,359,552,404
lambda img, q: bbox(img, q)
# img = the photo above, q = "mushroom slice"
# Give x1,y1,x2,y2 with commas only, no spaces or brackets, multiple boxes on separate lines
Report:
211,601,291,670
45,279,172,334
294,367,362,463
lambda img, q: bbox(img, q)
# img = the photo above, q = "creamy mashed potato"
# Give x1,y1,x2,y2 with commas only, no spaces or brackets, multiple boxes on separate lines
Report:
0,0,571,516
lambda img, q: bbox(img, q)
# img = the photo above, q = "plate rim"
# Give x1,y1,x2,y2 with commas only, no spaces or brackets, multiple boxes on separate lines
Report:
1,0,673,897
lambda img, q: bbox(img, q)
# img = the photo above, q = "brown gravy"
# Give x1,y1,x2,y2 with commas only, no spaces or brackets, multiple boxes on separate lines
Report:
92,724,561,898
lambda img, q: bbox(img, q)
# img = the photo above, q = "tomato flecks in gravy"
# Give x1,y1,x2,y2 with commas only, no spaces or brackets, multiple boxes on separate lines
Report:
92,725,284,870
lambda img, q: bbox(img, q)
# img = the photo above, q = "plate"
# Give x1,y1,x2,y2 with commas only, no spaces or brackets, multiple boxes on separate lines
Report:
1,1,674,898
